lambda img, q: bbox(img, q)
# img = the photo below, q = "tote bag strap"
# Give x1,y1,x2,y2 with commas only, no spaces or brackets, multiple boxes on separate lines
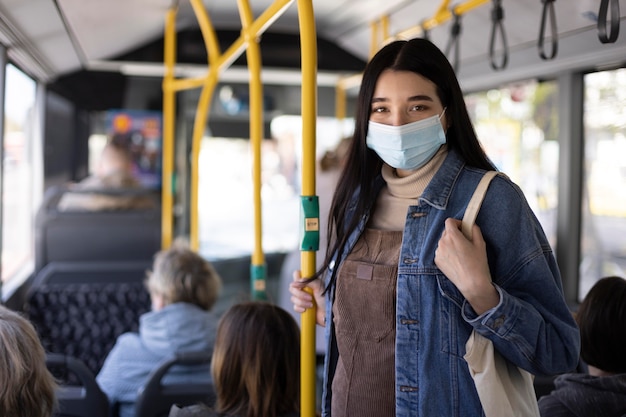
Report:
461,170,540,417
461,170,498,240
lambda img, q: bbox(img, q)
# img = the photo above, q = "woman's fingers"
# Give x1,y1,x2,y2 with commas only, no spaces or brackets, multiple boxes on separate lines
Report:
288,270,326,325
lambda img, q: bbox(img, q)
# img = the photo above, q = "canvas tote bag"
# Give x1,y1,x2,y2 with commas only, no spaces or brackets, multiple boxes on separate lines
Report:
461,171,540,417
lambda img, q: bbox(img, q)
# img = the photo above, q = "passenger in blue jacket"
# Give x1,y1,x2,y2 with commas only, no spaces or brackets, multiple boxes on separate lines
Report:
290,38,580,417
97,241,222,417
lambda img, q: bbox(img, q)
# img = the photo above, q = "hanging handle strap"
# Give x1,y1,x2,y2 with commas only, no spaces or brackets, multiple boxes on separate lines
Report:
538,0,558,60
445,11,462,72
598,0,620,44
461,171,498,240
489,0,509,71
421,19,431,40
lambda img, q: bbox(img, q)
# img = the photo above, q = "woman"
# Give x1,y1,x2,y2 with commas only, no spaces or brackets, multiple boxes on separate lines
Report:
290,38,580,416
97,241,222,417
0,305,57,417
538,276,626,416
169,301,300,417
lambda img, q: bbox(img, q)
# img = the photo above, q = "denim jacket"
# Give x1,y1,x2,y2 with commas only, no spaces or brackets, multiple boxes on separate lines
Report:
321,150,580,417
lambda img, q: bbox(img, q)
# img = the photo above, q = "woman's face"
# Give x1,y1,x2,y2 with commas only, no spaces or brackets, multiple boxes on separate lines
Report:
369,69,448,128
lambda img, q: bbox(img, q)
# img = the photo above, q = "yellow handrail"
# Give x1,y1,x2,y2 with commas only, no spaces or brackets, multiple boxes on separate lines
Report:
239,0,267,299
161,1,318,412
298,0,318,415
335,0,490,120
395,0,489,41
161,7,177,249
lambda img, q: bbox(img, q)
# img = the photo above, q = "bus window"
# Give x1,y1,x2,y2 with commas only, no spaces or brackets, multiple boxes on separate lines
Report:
2,64,36,290
465,80,559,247
580,68,626,299
198,135,300,260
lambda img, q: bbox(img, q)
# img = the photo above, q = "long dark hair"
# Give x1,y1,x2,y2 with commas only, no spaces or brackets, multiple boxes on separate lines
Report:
576,276,626,373
211,302,300,417
320,38,495,287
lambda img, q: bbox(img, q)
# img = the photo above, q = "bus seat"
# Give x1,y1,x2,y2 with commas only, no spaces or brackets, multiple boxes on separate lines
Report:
35,185,161,274
31,260,152,286
134,351,216,417
46,353,109,417
26,262,152,377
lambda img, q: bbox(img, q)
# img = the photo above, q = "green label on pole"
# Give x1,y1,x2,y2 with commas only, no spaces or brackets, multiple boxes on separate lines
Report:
300,195,320,251
250,263,267,300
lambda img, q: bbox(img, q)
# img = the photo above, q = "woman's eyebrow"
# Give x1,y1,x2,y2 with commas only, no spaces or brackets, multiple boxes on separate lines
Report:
408,95,434,102
371,94,434,104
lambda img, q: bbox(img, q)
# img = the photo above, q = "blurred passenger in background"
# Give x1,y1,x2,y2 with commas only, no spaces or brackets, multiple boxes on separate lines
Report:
169,301,300,417
58,140,155,211
538,276,626,416
97,241,222,417
0,304,57,417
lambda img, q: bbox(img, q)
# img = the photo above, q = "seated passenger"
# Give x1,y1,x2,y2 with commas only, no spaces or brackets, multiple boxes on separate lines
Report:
58,140,155,211
538,276,626,416
169,301,300,417
0,305,57,417
96,241,222,417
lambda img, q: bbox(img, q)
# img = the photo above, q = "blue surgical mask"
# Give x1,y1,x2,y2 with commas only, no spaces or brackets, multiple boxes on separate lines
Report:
366,110,447,170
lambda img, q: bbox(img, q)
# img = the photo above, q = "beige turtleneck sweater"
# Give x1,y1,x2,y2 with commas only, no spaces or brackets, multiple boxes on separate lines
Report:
370,145,448,231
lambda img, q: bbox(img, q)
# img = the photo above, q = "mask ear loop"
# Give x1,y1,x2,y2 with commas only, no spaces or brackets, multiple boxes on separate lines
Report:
439,107,450,133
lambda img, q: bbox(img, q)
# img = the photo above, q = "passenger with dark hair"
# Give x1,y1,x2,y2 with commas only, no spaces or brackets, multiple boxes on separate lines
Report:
289,38,580,416
97,241,222,417
169,301,300,417
538,276,626,416
0,305,57,417
58,140,155,211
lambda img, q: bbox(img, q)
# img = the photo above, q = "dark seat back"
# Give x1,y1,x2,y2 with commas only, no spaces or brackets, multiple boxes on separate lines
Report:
35,185,161,275
26,261,152,377
135,351,216,417
46,353,109,417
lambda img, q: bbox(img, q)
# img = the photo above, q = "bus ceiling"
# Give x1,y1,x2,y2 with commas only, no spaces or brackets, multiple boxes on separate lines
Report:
0,0,624,94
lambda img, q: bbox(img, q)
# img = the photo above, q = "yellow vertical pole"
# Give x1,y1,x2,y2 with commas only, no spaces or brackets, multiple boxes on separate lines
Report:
189,0,221,251
239,0,267,300
370,21,378,58
297,0,318,416
335,84,346,121
161,7,177,249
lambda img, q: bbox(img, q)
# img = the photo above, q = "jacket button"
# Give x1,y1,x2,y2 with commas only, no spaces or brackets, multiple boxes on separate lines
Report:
494,315,505,327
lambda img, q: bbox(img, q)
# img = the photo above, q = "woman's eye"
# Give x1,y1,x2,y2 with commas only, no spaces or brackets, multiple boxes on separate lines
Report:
410,105,425,111
371,107,386,113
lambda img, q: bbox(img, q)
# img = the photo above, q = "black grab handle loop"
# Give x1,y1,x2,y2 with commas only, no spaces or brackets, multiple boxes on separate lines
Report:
598,0,620,43
538,0,558,60
445,11,462,72
489,0,509,70
421,19,430,41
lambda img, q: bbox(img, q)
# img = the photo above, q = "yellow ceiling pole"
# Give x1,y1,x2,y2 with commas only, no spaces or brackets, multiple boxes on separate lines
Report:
189,0,222,251
370,20,379,58
297,0,318,416
239,0,267,300
335,83,346,121
395,0,489,40
186,0,294,252
161,6,177,249
163,0,296,252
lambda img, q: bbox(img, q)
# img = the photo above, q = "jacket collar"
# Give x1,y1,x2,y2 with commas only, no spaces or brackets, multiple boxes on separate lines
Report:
418,148,464,210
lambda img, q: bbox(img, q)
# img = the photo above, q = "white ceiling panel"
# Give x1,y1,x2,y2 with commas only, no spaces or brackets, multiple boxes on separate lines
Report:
0,0,624,82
